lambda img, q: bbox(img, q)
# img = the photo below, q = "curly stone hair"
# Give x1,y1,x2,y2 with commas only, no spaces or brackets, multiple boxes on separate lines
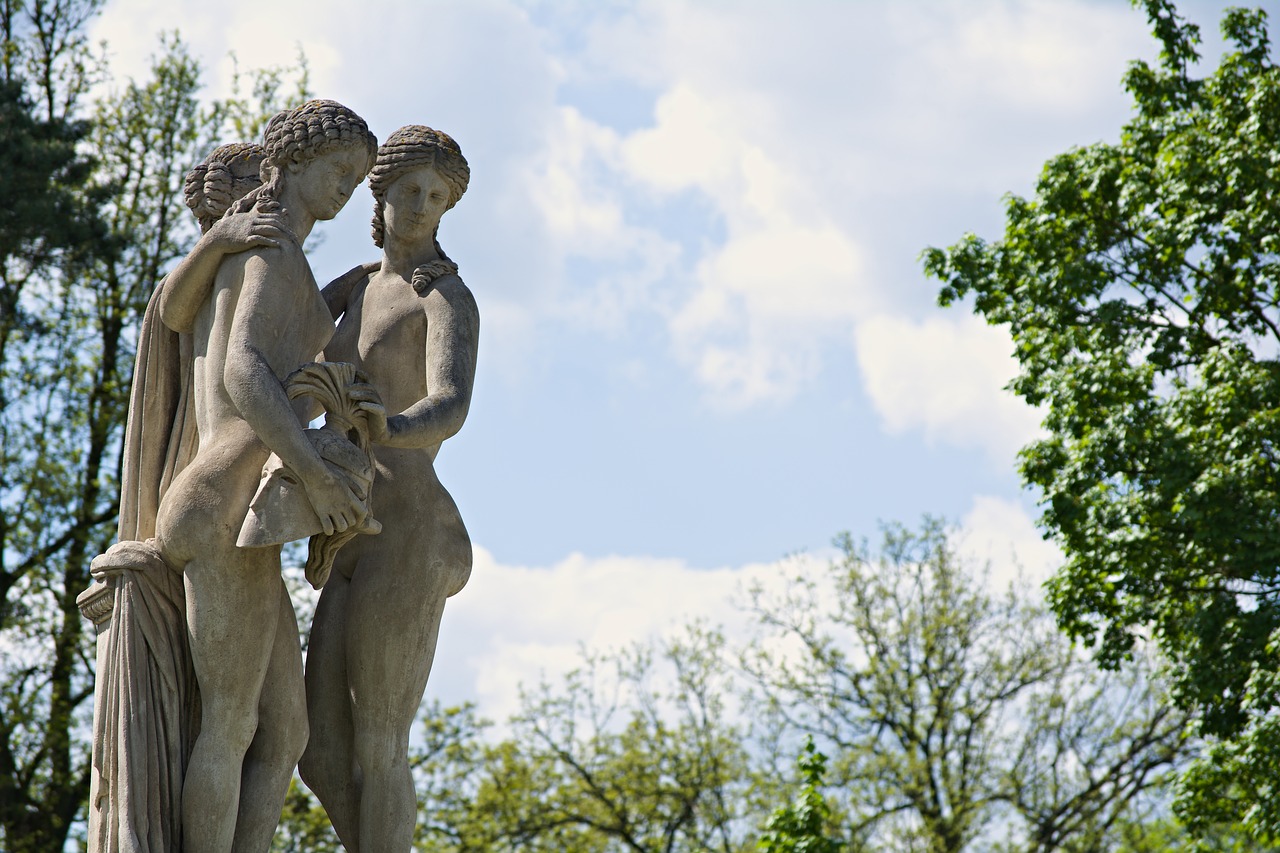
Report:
368,125,469,259
230,99,377,215
184,142,265,233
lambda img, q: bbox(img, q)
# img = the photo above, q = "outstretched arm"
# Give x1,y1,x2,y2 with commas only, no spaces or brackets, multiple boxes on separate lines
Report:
370,276,479,449
159,207,289,333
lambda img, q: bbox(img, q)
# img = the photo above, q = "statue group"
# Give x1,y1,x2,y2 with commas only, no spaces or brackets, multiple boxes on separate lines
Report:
76,100,478,852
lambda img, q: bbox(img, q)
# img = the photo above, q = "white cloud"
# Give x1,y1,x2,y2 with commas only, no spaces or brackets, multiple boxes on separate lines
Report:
901,1,1147,115
854,312,1044,462
433,498,1062,723
671,218,862,405
577,0,1148,405
90,0,1155,406
618,83,869,405
957,494,1062,590
430,545,804,722
519,105,684,333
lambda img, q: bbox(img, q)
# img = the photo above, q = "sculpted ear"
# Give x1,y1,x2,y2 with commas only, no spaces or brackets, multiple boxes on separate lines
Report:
286,160,303,175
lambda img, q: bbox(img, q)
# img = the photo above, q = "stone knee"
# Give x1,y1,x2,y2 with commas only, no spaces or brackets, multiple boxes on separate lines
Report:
297,747,322,791
352,720,410,778
253,703,308,771
199,701,261,759
277,712,309,769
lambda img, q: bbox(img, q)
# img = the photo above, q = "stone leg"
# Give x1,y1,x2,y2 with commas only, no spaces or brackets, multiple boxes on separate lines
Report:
233,582,309,851
300,571,361,849
181,545,283,853
346,559,450,853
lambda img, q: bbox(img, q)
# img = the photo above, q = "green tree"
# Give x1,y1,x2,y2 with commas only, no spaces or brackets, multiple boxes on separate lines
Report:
218,48,311,141
0,31,213,848
0,3,111,848
414,628,752,852
271,777,343,853
742,521,1191,852
409,701,493,850
923,0,1280,839
1005,649,1191,852
267,522,1197,851
757,738,843,853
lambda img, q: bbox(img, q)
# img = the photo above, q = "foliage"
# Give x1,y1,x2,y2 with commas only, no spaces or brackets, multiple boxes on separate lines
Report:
742,520,1192,852
1111,811,1264,853
416,627,751,852
217,47,312,141
410,700,493,849
0,31,210,848
757,738,843,853
923,0,1280,837
272,523,1197,852
270,776,342,853
1005,649,1189,852
0,3,112,848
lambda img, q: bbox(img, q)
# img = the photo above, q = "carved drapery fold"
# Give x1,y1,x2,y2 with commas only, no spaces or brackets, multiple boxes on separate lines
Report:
81,281,198,853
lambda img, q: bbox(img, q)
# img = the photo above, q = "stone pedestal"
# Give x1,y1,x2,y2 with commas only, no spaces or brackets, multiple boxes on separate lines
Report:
76,580,114,853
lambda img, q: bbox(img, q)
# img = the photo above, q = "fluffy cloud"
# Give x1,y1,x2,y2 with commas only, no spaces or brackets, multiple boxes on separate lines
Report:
571,0,1149,406
430,545,800,721
854,312,1044,463
902,1,1148,115
89,0,1153,410
956,494,1062,589
617,83,868,405
431,498,1058,723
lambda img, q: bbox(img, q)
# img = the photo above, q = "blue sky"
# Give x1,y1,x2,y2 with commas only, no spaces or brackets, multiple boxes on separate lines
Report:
91,0,1229,719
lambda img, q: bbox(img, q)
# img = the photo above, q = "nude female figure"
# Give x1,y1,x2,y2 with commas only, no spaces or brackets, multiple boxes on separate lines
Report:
154,100,377,853
300,125,478,852
86,141,291,853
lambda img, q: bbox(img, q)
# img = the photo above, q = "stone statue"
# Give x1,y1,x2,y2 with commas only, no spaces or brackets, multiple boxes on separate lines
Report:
299,125,479,851
80,140,288,853
154,100,377,853
81,100,382,853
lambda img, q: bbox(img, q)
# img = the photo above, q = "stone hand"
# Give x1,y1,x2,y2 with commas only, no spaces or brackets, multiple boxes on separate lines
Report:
300,466,366,536
348,381,388,443
207,206,288,253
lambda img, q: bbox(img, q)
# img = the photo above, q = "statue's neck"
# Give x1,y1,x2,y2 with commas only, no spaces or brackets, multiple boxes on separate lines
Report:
382,236,440,280
274,182,316,244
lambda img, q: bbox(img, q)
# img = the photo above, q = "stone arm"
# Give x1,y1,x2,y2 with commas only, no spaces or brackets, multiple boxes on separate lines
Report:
159,208,289,333
224,251,364,535
321,261,381,320
379,276,479,450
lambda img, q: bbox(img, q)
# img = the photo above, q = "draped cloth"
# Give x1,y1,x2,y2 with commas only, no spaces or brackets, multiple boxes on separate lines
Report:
86,280,199,853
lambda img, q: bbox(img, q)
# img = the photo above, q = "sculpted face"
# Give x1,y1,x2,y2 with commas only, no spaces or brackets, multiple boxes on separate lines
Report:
383,165,450,246
289,146,368,221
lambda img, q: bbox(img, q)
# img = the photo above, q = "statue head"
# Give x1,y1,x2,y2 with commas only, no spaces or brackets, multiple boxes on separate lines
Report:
184,142,265,233
240,100,377,211
368,125,469,249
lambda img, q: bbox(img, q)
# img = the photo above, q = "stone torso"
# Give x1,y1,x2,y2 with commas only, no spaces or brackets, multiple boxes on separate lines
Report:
327,269,432,437
193,241,332,439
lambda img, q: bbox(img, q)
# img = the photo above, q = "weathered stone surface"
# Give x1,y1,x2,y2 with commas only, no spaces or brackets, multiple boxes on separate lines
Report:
82,101,383,853
79,110,480,853
299,124,478,853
